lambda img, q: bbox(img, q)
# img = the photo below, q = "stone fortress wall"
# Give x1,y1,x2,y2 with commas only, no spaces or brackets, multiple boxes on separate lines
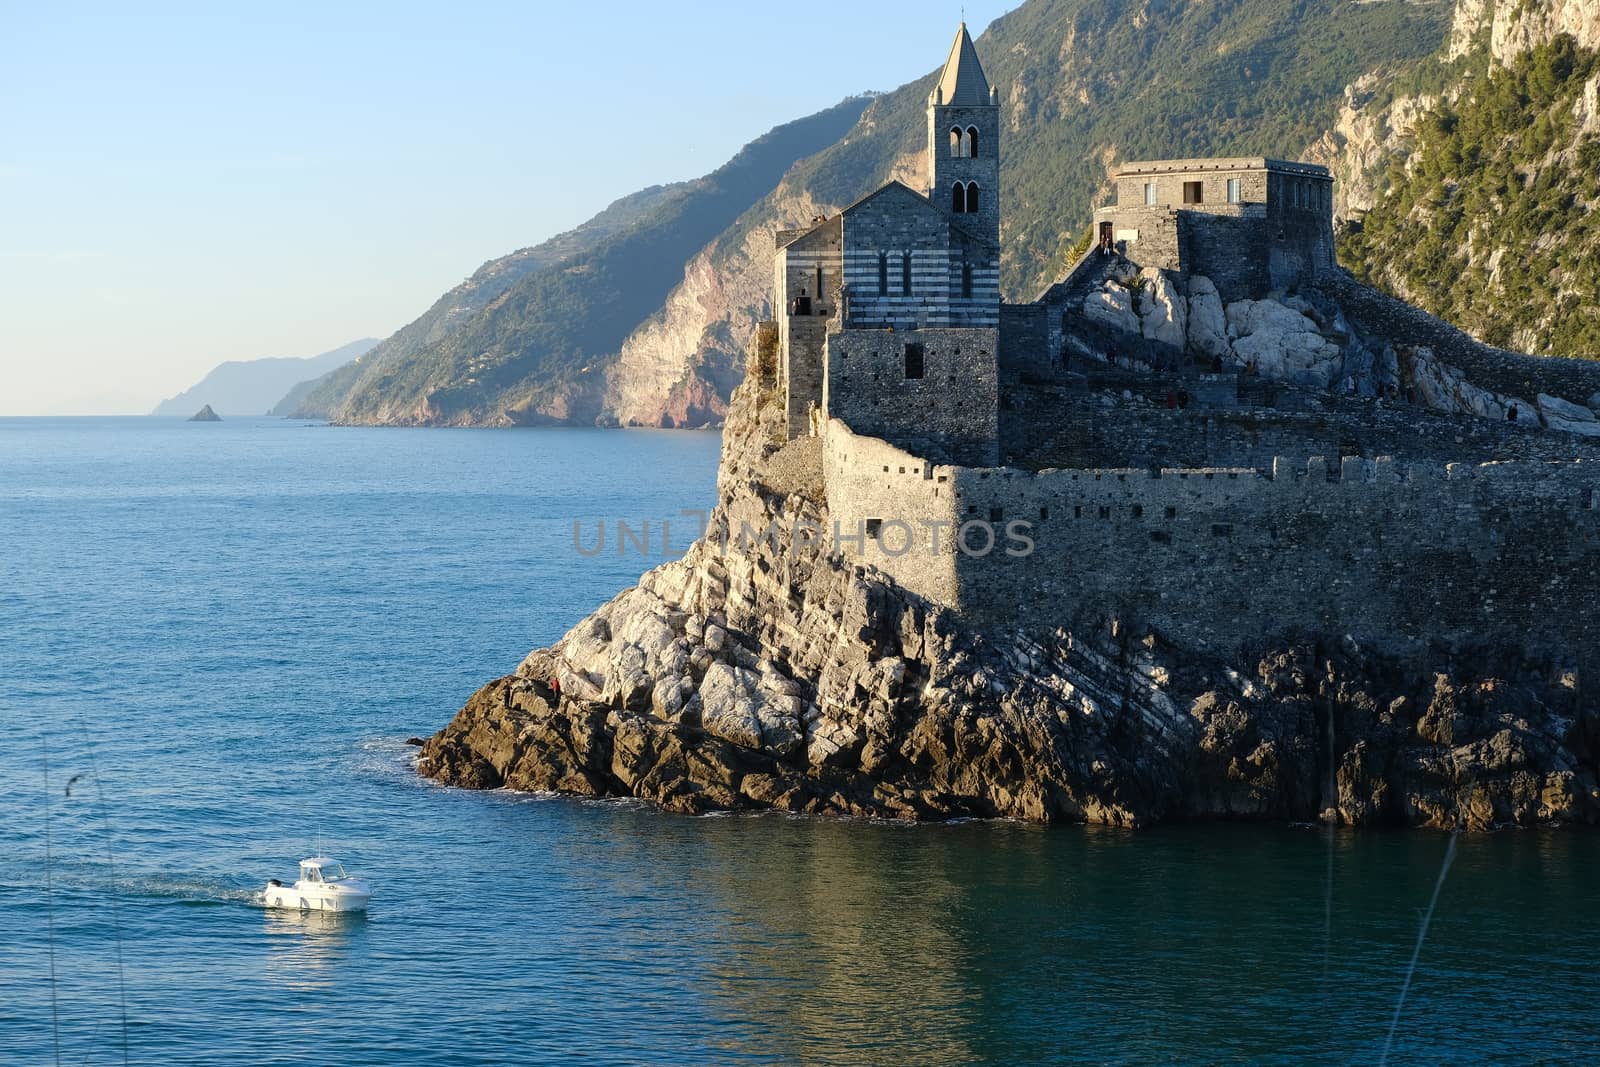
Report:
824,414,1600,663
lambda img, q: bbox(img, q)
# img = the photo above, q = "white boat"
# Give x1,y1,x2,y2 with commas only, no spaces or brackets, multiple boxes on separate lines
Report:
261,857,371,912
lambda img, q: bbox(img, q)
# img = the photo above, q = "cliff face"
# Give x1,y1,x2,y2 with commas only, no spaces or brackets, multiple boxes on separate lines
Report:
419,336,1600,828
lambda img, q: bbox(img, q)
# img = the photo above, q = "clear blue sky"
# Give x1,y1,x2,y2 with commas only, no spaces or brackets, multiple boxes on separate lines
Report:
0,1,1014,414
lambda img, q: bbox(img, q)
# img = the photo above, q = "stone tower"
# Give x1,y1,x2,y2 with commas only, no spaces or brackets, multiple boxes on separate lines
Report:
927,23,999,246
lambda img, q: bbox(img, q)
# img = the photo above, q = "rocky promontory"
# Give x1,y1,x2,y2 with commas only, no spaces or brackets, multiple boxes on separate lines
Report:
419,344,1600,829
188,404,222,422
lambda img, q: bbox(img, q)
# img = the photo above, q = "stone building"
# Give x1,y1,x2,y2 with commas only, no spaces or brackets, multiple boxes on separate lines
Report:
1093,158,1336,299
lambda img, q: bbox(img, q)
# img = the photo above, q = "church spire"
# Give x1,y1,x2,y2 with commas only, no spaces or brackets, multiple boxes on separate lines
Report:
932,23,992,107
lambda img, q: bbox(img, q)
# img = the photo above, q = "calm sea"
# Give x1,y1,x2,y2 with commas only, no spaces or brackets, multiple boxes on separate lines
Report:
0,416,1594,1066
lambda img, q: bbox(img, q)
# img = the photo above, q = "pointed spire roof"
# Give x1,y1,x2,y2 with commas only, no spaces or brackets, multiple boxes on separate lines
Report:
933,23,992,107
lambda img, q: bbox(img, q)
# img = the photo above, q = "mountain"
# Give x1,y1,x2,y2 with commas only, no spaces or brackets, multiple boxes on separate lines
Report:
289,99,873,427
311,0,1451,428
151,338,379,416
1333,0,1600,357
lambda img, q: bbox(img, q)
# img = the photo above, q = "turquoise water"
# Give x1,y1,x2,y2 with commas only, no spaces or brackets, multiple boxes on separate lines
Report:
1,416,1595,1066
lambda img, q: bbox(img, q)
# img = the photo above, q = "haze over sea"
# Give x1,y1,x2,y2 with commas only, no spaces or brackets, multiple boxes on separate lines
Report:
1,416,1595,1066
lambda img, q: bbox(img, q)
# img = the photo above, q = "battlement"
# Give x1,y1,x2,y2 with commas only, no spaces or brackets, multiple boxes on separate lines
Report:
823,416,1600,663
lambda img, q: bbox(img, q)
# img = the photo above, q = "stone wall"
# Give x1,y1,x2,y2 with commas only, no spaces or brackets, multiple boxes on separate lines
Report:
998,304,1050,380
785,317,827,439
822,418,959,607
824,326,1000,466
829,412,1600,663
944,455,1600,662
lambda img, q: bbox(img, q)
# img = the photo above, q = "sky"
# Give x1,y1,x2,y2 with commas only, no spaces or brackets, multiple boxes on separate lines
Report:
0,0,1015,415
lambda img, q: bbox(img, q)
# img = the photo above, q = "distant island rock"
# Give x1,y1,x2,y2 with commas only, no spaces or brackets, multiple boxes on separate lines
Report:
152,338,379,417
188,404,221,422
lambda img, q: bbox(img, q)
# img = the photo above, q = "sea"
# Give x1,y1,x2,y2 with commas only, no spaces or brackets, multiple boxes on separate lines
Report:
1,416,1595,1066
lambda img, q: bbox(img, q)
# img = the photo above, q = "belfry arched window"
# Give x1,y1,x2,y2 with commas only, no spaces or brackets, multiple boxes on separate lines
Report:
966,126,979,157
949,126,963,157
966,182,980,213
952,183,967,214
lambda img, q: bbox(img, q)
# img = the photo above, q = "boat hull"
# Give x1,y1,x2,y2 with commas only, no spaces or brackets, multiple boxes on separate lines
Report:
261,883,371,912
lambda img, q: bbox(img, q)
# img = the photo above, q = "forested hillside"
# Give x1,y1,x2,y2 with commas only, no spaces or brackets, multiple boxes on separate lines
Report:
1340,35,1600,357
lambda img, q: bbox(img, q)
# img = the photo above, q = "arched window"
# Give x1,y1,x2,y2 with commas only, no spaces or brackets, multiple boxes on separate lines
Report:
961,260,973,299
901,251,912,296
966,182,980,213
877,252,888,296
952,183,967,214
966,126,979,158
949,127,962,157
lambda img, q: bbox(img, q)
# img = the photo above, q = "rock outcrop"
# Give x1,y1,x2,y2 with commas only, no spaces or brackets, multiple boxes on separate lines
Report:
420,343,1600,829
188,404,221,422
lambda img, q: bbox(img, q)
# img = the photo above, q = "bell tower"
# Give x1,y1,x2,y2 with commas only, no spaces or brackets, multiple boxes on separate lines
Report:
927,23,999,245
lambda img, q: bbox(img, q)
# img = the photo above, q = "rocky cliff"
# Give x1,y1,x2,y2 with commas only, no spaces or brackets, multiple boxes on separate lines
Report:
419,332,1600,828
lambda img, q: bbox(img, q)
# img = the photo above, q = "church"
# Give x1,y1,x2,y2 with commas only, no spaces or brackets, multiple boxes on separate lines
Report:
774,23,1004,467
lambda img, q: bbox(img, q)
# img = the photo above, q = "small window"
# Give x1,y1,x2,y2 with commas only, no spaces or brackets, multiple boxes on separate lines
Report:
1131,504,1143,518
903,342,925,380
1211,523,1233,538
1039,506,1049,520
1099,506,1111,519
961,261,973,299
901,251,912,296
1143,182,1156,206
989,507,1003,523
815,265,824,301
877,252,888,296
966,126,979,158
966,182,980,213
866,518,883,538
952,183,967,214
949,126,962,157
1183,181,1204,205
1227,178,1242,203
1165,506,1176,519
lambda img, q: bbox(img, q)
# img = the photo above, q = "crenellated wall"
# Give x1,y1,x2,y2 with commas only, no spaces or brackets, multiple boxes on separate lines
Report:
825,417,1600,664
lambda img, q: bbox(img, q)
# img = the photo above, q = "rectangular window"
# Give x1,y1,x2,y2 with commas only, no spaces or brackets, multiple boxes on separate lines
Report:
1227,178,1242,203
901,252,912,296
877,253,888,296
1143,182,1157,206
865,518,882,539
903,342,925,380
1183,181,1204,205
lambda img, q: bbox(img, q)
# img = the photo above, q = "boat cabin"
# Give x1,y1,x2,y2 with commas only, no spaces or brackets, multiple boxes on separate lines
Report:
299,857,348,883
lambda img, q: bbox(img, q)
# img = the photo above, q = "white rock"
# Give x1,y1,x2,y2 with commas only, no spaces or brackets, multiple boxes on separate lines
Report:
1537,393,1596,423
1137,268,1188,349
1185,275,1229,360
1082,282,1141,335
698,662,763,749
1225,298,1343,389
